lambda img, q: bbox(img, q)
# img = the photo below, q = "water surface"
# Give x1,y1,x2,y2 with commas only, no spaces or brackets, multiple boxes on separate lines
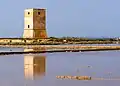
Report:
0,49,120,86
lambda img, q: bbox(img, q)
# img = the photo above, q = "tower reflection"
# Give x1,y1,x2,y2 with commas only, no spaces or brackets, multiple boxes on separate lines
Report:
24,54,46,80
24,47,46,52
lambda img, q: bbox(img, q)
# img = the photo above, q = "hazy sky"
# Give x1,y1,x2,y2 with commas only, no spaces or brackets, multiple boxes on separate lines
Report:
0,0,120,38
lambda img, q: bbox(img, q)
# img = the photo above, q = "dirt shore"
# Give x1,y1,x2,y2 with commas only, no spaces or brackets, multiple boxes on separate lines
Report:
0,45,120,50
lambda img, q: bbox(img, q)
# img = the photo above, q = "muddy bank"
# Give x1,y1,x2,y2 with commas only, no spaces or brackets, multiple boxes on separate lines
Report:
0,48,120,55
0,45,120,49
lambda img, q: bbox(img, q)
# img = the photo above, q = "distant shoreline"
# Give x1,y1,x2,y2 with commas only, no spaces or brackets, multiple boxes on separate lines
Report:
0,44,120,48
0,44,120,47
0,46,119,55
0,45,120,55
0,37,118,45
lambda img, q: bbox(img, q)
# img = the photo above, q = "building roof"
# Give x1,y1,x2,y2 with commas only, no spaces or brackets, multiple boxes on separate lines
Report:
25,8,46,10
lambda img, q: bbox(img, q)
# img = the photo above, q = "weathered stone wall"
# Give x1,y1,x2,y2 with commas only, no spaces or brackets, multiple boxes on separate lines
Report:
23,8,47,38
23,9,34,38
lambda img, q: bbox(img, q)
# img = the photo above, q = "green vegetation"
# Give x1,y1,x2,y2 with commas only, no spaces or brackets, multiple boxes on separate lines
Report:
0,37,118,45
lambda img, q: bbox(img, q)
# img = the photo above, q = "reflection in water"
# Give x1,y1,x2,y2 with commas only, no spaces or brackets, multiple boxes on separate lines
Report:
24,54,46,80
24,47,46,52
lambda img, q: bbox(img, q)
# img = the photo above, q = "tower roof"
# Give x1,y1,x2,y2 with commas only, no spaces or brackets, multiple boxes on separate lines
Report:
25,8,46,10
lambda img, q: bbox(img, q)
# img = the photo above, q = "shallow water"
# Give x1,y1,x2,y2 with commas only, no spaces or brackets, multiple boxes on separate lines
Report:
0,49,120,86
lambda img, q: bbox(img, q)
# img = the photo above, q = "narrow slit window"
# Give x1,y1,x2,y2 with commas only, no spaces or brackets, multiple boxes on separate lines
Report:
38,12,40,15
28,25,30,28
28,12,30,15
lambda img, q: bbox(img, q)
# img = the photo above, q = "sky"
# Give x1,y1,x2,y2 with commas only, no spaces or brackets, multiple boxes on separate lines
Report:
0,0,120,38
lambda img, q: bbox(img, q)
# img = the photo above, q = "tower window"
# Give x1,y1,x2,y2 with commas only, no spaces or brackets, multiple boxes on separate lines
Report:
38,12,40,15
28,25,30,28
28,12,30,15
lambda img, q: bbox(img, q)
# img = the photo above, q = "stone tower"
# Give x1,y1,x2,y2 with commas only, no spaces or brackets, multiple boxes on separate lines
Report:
23,8,47,38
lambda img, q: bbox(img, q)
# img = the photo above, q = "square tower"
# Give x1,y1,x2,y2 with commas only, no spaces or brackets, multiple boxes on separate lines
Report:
23,8,47,38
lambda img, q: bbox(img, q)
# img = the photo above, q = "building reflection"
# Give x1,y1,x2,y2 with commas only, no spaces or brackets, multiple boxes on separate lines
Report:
24,47,46,52
24,53,46,80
